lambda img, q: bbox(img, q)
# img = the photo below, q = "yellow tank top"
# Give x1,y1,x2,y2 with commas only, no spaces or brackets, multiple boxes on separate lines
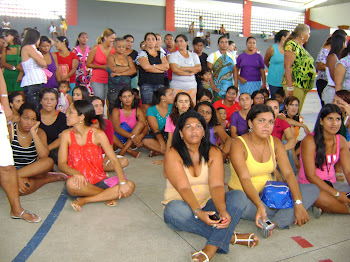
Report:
162,158,211,208
228,136,275,193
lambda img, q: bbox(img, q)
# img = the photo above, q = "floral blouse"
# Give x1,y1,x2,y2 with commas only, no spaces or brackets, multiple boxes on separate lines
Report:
337,54,350,90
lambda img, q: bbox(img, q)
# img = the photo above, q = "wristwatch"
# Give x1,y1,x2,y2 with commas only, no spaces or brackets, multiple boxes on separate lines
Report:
294,199,303,205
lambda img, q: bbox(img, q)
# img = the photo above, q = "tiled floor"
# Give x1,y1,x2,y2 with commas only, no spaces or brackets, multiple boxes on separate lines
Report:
1,92,349,262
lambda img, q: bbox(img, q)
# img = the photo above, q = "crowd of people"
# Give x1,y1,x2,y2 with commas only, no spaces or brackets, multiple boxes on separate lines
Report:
1,22,350,262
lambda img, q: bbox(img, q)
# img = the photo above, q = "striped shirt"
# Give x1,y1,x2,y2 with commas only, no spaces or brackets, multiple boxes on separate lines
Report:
20,45,46,87
11,123,38,168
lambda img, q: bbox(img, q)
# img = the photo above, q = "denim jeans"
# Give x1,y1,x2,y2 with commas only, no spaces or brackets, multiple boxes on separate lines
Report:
163,190,247,254
140,83,164,104
268,84,283,99
23,83,44,111
91,81,108,100
241,183,320,229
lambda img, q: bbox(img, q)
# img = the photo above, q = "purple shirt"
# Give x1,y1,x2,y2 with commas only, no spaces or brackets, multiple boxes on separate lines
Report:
230,111,247,136
44,52,57,88
236,52,265,81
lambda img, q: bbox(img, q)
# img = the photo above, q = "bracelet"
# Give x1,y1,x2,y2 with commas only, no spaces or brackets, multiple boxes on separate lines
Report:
193,208,201,219
118,181,127,185
1,94,8,97
335,191,340,199
131,134,136,139
12,66,16,71
286,86,294,91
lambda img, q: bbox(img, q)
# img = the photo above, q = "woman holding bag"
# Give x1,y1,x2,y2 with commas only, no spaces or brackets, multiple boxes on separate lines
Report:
228,104,319,237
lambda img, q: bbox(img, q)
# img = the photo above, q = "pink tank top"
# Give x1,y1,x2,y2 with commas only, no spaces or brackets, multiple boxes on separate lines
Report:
119,108,137,129
298,133,340,184
91,45,115,84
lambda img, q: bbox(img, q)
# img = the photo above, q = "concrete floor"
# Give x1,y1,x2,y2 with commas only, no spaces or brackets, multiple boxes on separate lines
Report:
1,92,350,262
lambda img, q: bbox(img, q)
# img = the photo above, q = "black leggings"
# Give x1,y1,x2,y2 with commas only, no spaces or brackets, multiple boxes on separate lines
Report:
316,79,327,107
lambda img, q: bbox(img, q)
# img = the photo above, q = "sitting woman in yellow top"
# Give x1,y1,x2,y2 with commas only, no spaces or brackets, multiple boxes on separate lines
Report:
163,111,258,262
229,104,319,238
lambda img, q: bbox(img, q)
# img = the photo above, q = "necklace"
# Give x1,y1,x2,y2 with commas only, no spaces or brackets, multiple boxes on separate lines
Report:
17,127,28,139
325,136,336,181
248,133,266,163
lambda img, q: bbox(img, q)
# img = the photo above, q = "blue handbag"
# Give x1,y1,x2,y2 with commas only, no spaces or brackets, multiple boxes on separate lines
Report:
260,181,294,209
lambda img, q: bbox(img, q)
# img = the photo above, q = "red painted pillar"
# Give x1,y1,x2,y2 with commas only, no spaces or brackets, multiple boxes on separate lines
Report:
165,0,175,31
304,8,310,25
243,0,252,37
66,0,77,26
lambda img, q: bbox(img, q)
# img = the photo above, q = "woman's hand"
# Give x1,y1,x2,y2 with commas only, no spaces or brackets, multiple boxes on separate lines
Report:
197,210,222,227
239,77,247,85
30,121,40,135
294,204,309,226
302,124,311,134
255,204,267,228
286,90,293,97
217,210,231,229
337,192,350,204
61,75,68,81
18,177,31,194
160,141,167,154
72,173,87,189
132,134,142,147
118,183,133,199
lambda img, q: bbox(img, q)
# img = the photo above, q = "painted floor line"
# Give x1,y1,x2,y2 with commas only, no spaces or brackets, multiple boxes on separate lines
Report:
12,186,68,262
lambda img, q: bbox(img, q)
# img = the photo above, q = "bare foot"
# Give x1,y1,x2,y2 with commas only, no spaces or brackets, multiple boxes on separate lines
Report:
106,199,118,206
151,160,164,165
47,172,68,181
129,150,141,158
71,198,83,212
231,232,259,248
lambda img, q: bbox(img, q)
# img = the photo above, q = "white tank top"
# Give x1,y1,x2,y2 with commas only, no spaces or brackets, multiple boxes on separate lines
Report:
21,46,46,87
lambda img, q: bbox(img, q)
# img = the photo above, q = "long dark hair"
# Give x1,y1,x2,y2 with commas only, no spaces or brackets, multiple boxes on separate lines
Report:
116,87,138,109
151,86,170,105
195,101,219,128
314,104,342,170
39,35,52,46
73,100,104,127
5,29,21,49
73,85,90,101
281,96,300,121
57,36,70,51
329,34,346,58
335,90,350,104
172,111,210,167
90,95,106,130
75,32,87,46
21,29,40,47
274,30,289,43
169,92,194,126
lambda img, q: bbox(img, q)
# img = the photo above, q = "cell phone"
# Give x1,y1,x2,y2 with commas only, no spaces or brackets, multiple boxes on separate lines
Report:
209,212,220,221
346,192,350,199
258,219,274,230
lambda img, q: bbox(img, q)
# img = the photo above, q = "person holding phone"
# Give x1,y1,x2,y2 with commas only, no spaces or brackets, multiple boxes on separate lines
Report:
163,111,258,262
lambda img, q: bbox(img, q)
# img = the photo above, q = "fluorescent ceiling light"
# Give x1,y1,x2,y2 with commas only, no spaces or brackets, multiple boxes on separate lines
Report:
302,0,327,9
251,0,328,9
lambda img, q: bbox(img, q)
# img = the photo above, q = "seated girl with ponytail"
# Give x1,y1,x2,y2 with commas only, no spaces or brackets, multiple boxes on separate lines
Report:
58,100,135,212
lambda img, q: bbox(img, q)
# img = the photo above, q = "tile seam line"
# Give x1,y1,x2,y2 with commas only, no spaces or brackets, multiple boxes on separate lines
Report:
133,191,198,251
276,238,350,262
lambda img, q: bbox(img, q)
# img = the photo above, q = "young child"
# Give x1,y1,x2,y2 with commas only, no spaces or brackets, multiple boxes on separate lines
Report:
132,88,142,108
57,81,73,113
200,68,219,94
217,107,229,132
275,89,286,112
205,31,211,48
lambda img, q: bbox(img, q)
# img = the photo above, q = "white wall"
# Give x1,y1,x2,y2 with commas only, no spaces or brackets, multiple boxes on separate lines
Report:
310,2,350,28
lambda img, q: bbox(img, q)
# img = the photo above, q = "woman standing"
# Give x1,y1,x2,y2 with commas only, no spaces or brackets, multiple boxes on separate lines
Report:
86,28,116,100
264,30,290,98
298,104,350,215
136,32,169,114
229,104,319,237
230,93,253,138
143,86,173,155
282,24,316,112
39,36,60,89
55,36,79,91
335,40,350,92
106,38,136,114
73,32,92,93
20,29,47,111
169,34,201,103
111,87,147,158
163,111,257,262
234,36,266,95
39,88,68,164
2,29,23,94
123,34,139,90
58,100,135,212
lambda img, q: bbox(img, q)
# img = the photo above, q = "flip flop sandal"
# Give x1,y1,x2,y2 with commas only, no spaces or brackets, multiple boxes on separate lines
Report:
71,199,82,212
106,199,118,207
191,250,209,262
11,210,42,223
312,206,323,219
232,232,259,248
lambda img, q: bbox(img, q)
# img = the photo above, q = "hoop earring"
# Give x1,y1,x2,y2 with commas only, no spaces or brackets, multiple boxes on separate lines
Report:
248,127,253,132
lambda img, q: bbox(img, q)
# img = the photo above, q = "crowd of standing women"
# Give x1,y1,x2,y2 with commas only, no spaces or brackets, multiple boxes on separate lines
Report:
0,23,350,262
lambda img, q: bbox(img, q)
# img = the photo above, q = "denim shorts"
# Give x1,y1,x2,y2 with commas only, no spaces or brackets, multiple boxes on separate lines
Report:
140,83,164,104
94,179,110,189
23,83,44,111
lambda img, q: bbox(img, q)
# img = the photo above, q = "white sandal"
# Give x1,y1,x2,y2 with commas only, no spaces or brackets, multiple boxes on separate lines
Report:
191,250,209,262
232,232,259,248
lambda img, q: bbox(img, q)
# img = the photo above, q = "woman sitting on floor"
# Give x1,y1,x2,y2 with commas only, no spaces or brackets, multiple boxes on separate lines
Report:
91,95,129,170
229,104,319,238
298,104,350,216
58,100,135,211
111,87,147,158
10,103,63,195
163,111,258,262
72,85,90,102
8,91,24,123
195,101,232,160
143,86,173,156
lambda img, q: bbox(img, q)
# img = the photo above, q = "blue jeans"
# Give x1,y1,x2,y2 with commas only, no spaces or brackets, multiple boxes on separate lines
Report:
23,83,44,111
240,183,320,229
91,81,108,100
268,84,283,99
163,190,247,254
140,83,164,104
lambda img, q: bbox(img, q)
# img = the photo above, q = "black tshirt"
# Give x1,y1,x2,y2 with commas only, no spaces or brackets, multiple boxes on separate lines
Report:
138,50,164,86
39,112,68,145
127,49,138,78
196,52,209,89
